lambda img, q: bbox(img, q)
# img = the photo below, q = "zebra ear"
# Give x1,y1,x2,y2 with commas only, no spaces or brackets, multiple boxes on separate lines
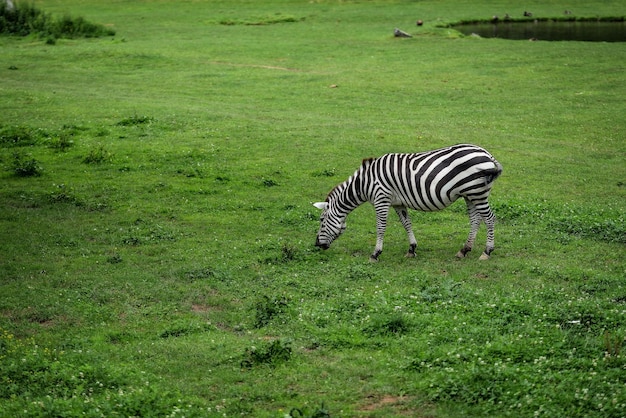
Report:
313,202,328,210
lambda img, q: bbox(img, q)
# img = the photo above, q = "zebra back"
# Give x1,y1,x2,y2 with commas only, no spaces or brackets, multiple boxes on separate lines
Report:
362,144,502,211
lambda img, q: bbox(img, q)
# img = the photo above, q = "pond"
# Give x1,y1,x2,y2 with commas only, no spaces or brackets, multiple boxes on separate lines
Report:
453,20,626,42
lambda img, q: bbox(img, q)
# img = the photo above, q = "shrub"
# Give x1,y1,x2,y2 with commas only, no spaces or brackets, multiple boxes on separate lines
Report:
11,151,42,176
254,295,289,328
83,145,112,164
0,124,37,147
364,312,413,337
0,1,114,39
241,339,292,368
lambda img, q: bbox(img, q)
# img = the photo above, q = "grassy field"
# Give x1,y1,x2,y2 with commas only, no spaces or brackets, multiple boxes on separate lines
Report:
1,0,625,416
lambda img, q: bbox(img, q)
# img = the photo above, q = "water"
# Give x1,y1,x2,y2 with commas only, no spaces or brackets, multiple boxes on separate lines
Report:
454,20,626,42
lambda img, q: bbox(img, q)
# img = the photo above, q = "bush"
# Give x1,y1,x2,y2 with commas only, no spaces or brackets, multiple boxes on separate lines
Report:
0,124,37,147
0,1,114,39
11,152,42,177
83,145,112,164
364,312,413,337
254,295,290,328
241,339,292,368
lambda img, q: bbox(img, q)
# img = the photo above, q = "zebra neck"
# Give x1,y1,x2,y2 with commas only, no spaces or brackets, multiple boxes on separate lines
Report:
334,172,366,213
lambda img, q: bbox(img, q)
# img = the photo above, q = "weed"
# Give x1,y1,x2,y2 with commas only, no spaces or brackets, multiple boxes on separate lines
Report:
47,125,83,151
261,241,303,264
263,178,279,187
82,145,112,164
116,115,154,126
106,253,122,264
218,14,304,26
182,266,230,282
48,183,83,206
0,125,36,147
120,219,177,246
364,313,413,337
241,339,292,368
604,331,623,358
254,295,289,328
289,402,331,418
312,168,336,177
48,132,74,151
159,322,212,339
10,152,42,177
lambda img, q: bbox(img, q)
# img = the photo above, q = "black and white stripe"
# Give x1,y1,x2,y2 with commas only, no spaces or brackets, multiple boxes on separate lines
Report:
313,144,503,261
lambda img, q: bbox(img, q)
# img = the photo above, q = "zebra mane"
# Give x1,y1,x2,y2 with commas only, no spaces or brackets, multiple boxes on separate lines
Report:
362,157,376,166
325,157,374,203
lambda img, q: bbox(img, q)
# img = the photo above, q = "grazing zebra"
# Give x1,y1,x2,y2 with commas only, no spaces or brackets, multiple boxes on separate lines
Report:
313,144,503,261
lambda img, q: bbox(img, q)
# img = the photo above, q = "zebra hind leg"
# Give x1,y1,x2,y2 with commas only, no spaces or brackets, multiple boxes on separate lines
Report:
479,204,497,260
456,199,481,259
394,206,417,258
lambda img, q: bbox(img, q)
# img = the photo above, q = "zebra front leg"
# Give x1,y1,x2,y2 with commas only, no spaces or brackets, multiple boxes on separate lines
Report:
394,206,417,258
456,199,481,259
370,203,391,262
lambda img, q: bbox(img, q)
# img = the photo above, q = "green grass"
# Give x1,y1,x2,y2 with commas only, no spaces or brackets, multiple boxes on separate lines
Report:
1,0,625,416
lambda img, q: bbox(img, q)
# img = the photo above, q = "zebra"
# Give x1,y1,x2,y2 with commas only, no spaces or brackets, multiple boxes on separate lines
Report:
313,144,503,262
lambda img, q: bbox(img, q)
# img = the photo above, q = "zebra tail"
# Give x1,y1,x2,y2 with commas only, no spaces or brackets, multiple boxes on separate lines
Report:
483,160,503,185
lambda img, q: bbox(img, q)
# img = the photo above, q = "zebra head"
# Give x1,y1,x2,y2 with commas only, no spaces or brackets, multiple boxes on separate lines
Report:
313,201,347,250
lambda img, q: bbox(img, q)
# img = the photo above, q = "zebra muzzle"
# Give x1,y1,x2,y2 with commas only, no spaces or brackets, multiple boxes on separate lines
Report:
315,239,330,250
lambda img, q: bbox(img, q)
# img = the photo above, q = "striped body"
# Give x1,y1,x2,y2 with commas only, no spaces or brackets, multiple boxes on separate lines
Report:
313,144,503,261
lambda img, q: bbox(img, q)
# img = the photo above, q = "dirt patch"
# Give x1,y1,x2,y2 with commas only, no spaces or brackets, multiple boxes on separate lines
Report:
359,395,435,417
191,303,222,313
360,395,409,413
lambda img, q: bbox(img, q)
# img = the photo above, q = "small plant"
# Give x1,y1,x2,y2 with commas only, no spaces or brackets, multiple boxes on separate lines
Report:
280,242,300,262
107,253,122,264
289,402,331,418
182,266,230,282
241,339,292,368
11,152,42,177
116,115,154,126
263,178,279,187
312,168,336,177
218,14,304,26
0,125,36,147
254,295,289,328
48,132,75,151
83,145,112,164
48,183,82,206
604,331,623,359
364,313,413,337
159,322,211,339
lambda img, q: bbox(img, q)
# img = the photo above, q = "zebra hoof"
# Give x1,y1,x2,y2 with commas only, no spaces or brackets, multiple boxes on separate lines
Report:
369,256,379,263
455,250,466,259
405,252,416,258
479,252,490,261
